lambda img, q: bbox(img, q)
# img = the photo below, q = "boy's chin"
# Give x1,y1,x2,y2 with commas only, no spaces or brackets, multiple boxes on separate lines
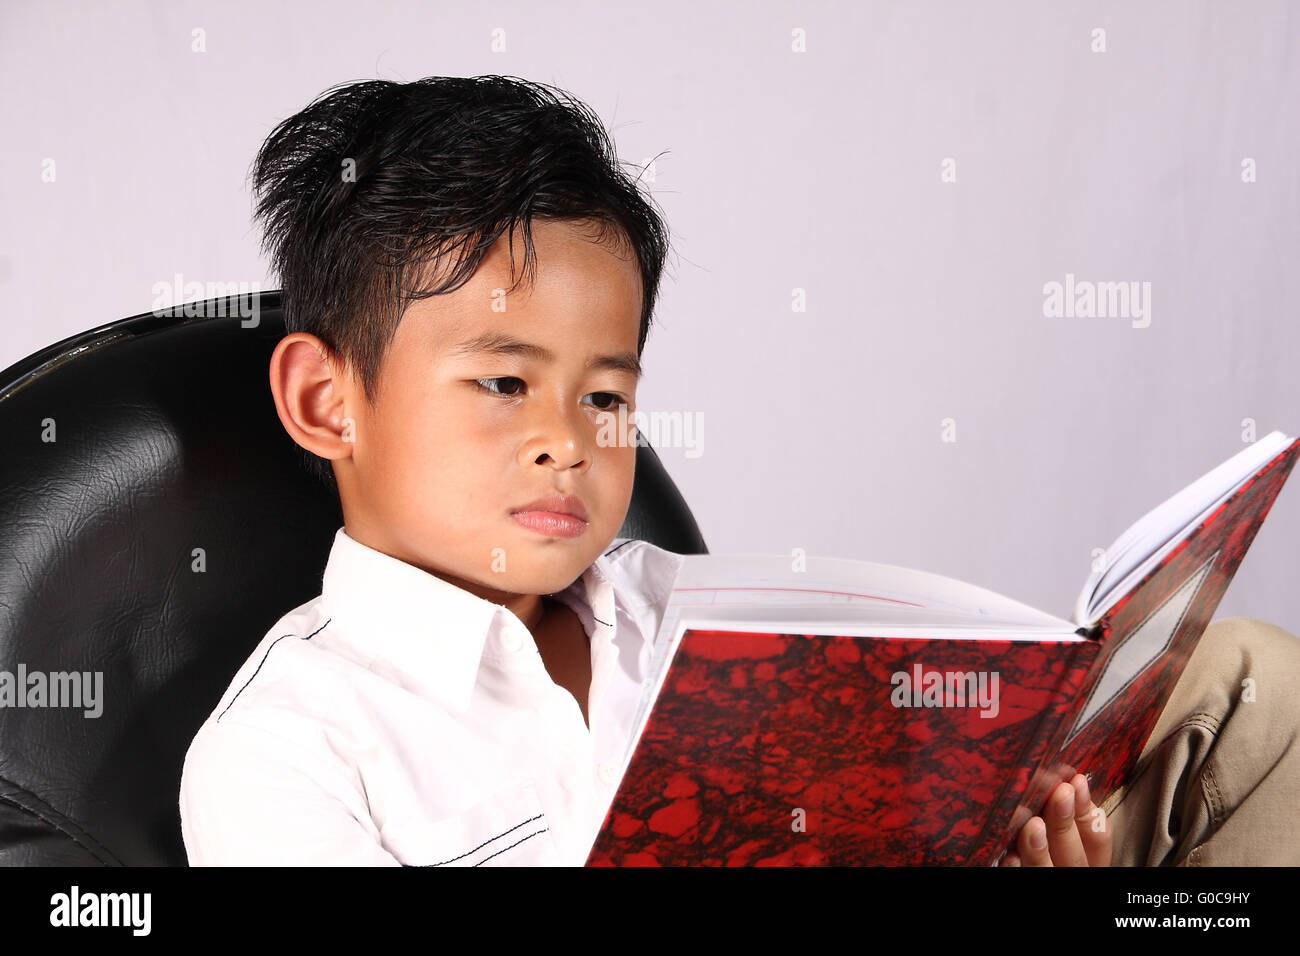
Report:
509,538,611,590
490,570,580,600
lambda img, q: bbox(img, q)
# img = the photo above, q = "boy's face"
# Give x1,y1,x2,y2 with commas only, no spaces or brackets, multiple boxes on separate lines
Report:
332,218,643,606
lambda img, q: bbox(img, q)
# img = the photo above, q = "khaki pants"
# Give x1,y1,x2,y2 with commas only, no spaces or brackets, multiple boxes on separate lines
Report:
1105,616,1300,866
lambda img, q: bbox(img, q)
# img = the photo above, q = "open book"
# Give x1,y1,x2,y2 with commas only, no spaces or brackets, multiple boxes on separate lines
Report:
586,431,1300,866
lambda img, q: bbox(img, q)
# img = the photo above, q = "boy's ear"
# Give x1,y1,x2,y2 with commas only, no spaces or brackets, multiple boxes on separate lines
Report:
268,333,357,464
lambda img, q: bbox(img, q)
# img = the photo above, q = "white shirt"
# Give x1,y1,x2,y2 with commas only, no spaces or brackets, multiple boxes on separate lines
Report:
179,526,684,866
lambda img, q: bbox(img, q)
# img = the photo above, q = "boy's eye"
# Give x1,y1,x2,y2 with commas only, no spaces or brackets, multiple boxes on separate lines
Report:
473,377,628,411
582,392,629,412
474,376,526,398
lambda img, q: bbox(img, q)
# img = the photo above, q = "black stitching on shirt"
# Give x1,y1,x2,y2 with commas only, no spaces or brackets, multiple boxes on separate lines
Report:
472,827,550,866
597,542,633,622
216,618,332,723
419,812,546,866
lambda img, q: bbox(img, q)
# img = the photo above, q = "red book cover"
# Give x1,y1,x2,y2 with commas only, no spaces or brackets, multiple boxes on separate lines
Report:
586,435,1300,866
988,435,1300,863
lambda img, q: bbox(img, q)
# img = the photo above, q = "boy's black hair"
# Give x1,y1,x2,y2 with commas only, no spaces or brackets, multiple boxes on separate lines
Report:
248,75,672,490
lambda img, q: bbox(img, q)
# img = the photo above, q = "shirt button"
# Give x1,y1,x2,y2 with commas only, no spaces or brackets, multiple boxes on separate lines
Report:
598,762,620,785
501,628,523,652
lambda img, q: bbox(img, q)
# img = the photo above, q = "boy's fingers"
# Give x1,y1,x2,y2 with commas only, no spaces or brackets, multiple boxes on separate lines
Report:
1016,814,1053,866
1007,775,1112,868
1072,773,1113,868
1043,780,1090,866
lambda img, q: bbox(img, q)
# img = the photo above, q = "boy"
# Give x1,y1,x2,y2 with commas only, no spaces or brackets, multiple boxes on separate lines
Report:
180,75,687,865
180,74,1299,866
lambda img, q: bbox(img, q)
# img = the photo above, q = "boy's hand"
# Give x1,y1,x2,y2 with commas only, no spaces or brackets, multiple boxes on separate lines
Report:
1000,773,1112,867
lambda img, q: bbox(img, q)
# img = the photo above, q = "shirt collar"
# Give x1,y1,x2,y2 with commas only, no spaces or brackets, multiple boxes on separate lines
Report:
318,527,639,715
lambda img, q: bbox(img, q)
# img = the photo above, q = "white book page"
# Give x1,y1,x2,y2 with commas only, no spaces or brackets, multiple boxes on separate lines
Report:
1073,431,1292,626
668,552,1074,629
666,602,1080,639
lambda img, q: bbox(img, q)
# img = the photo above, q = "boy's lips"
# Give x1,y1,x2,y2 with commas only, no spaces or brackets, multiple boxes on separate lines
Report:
509,493,589,539
510,492,589,522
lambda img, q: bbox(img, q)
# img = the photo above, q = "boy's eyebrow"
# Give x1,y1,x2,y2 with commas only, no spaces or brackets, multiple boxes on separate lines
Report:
448,331,642,378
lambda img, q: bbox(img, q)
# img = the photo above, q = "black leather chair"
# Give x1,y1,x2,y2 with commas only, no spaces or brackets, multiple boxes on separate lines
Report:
0,292,708,865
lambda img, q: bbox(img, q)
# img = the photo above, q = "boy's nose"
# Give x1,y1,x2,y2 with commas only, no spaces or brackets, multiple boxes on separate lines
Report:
522,404,590,470
531,438,586,470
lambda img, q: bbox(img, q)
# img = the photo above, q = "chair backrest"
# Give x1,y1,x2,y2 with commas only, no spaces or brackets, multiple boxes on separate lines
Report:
0,292,707,865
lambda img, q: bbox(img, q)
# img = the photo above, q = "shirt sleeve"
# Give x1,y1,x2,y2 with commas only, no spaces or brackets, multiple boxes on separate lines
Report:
179,716,401,866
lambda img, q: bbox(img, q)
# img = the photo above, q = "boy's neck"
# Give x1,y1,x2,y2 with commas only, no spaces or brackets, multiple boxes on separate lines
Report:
519,595,547,634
